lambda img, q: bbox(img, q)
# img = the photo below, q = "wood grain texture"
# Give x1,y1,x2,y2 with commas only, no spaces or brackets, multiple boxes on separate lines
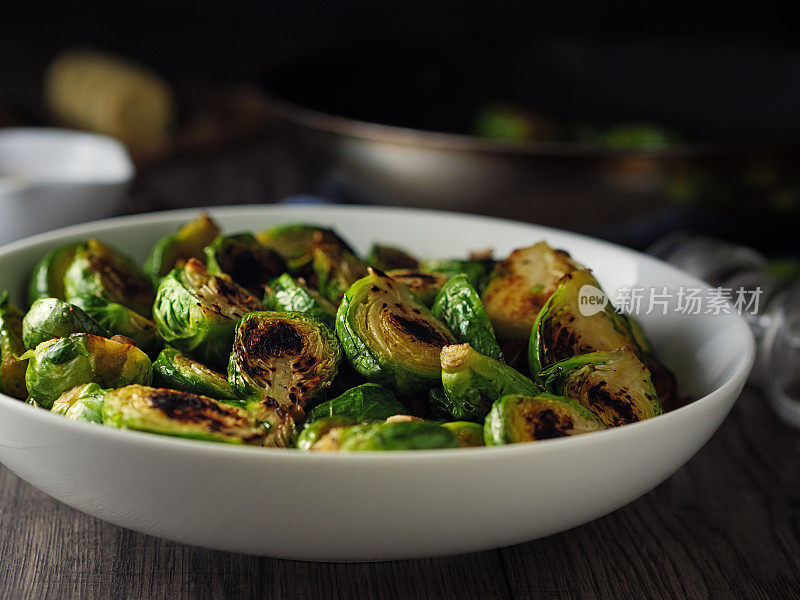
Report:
1,388,798,600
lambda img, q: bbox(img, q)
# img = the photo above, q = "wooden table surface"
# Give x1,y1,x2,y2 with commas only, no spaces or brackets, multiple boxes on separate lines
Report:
1,387,798,600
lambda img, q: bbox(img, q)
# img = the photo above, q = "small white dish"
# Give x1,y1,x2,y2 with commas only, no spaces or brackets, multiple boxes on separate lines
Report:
0,205,755,561
0,128,133,244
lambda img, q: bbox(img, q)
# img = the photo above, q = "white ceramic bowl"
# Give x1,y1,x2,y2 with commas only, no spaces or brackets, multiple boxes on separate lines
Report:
0,206,755,561
0,128,133,244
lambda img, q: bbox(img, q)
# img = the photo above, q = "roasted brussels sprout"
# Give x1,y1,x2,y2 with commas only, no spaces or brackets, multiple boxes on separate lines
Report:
312,242,368,304
24,333,152,409
153,258,262,368
419,259,489,291
442,421,485,447
256,223,354,273
144,213,221,283
22,298,108,350
228,311,342,414
440,343,541,422
245,397,300,447
63,239,155,316
336,268,456,397
152,346,237,402
306,383,406,423
204,233,287,297
366,244,419,271
540,348,663,426
337,421,460,451
482,242,580,340
264,273,337,328
28,241,82,304
0,292,29,399
529,269,639,376
623,314,677,406
485,393,604,445
51,382,107,423
386,269,450,307
432,274,504,361
296,416,356,451
102,384,266,445
70,294,161,358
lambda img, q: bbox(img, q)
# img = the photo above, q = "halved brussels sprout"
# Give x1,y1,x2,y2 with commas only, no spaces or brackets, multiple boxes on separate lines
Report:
24,334,152,409
152,346,237,402
153,258,262,368
419,259,489,291
432,274,504,361
623,314,677,406
228,311,341,414
366,244,419,271
528,269,639,377
337,421,460,451
204,233,287,297
28,241,82,304
312,242,368,304
22,298,108,350
256,223,354,273
63,239,155,316
70,294,161,358
485,393,605,445
482,242,580,340
540,348,663,426
144,213,221,284
297,416,356,451
386,269,450,307
0,292,29,399
51,382,108,423
306,383,406,423
336,268,456,397
102,384,266,445
264,273,337,328
442,421,485,447
245,396,300,447
440,343,541,422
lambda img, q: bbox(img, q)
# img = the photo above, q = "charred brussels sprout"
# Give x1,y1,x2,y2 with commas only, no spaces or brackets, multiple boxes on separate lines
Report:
386,269,450,307
366,244,419,271
153,258,262,368
28,241,82,304
432,274,503,361
297,416,356,451
228,311,341,414
51,382,107,423
307,383,406,423
256,223,354,273
204,233,287,297
24,334,152,409
102,384,266,445
540,348,663,426
419,259,489,291
336,268,456,397
440,344,541,422
442,421,485,447
312,242,368,304
485,393,604,445
152,346,237,402
482,242,580,340
70,295,161,358
529,269,639,377
623,314,676,406
245,397,300,447
0,292,29,399
263,273,337,328
337,421,460,451
63,239,154,316
144,213,220,284
22,298,108,350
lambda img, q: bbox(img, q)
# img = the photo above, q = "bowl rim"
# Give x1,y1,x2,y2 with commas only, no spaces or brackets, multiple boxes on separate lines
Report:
0,204,756,462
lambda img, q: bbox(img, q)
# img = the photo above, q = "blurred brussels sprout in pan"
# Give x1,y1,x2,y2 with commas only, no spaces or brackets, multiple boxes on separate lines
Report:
63,239,154,316
442,421,485,447
440,343,541,422
70,294,162,358
418,259,489,291
102,384,266,445
482,242,580,341
22,297,108,350
386,269,450,307
297,416,356,451
540,348,662,426
144,213,221,284
28,241,82,304
263,273,337,328
336,268,455,398
0,292,29,399
366,244,419,271
24,333,152,409
485,393,604,445
432,274,504,361
152,346,238,402
204,233,287,298
312,242,368,305
337,421,460,451
51,382,108,423
256,223,354,274
153,258,262,369
306,383,406,424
